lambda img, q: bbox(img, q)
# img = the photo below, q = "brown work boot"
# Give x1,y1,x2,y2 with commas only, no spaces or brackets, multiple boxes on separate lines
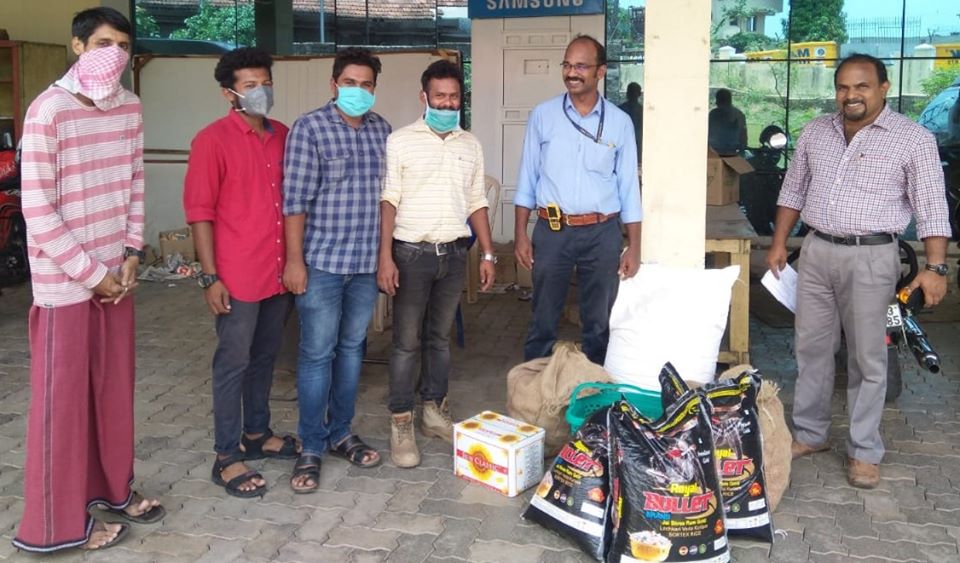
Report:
847,458,880,489
421,398,454,443
791,439,830,460
390,412,420,468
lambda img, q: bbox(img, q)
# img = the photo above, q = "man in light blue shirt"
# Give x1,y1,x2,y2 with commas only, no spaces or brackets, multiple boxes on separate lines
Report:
514,35,642,365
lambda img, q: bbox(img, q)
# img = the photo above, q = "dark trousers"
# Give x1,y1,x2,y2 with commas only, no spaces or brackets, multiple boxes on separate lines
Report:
524,218,622,364
212,292,292,455
388,241,467,413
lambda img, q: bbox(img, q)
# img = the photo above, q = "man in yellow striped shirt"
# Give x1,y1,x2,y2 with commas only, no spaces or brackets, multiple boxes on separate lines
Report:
378,60,495,468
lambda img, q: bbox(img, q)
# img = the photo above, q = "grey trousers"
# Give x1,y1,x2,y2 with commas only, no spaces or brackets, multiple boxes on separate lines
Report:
792,233,899,464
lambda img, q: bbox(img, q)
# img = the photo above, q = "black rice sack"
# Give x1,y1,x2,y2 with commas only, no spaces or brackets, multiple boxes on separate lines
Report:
524,408,611,561
702,372,774,542
608,395,729,563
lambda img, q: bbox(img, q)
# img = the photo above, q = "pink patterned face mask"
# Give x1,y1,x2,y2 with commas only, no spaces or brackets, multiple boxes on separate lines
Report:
59,45,129,111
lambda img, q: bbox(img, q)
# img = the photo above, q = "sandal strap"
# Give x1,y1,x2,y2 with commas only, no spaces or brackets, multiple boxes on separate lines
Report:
334,435,371,462
293,454,322,473
225,470,264,491
276,434,299,455
241,428,275,450
215,453,247,470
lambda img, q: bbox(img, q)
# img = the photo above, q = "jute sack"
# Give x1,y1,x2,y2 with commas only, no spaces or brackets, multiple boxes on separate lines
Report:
720,364,792,511
506,341,610,456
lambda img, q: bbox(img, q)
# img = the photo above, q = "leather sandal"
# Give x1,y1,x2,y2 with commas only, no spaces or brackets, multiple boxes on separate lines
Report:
330,434,381,468
98,492,166,524
290,454,321,494
211,453,266,498
242,429,299,460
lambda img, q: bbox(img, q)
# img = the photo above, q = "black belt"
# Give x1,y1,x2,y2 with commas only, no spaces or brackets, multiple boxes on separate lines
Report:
394,238,470,256
813,230,895,246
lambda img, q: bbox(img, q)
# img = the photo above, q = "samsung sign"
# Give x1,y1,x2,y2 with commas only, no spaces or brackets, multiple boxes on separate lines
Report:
468,0,605,19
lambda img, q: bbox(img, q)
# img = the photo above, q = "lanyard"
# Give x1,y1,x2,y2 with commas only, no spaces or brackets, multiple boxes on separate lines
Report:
562,93,605,143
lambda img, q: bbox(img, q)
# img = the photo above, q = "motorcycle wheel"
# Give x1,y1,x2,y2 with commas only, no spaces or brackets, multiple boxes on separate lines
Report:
885,344,902,403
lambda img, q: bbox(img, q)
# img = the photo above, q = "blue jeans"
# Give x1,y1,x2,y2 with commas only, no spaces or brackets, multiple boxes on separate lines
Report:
524,218,622,365
295,269,378,457
388,240,467,413
212,293,293,455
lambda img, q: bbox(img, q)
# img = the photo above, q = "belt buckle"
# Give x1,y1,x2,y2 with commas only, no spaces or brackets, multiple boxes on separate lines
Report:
435,242,448,256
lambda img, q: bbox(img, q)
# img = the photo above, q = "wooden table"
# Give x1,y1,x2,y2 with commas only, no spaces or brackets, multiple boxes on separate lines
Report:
705,204,757,365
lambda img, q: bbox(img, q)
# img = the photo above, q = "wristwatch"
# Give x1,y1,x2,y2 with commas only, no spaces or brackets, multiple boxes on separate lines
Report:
123,246,145,264
197,273,220,289
925,263,949,276
481,252,499,265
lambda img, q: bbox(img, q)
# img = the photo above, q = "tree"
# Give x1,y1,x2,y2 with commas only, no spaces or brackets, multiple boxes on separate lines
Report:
785,0,848,45
135,5,161,38
170,1,255,46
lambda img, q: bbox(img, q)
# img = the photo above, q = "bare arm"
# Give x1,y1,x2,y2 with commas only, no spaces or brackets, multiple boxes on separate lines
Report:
283,214,308,294
468,207,496,291
378,202,399,295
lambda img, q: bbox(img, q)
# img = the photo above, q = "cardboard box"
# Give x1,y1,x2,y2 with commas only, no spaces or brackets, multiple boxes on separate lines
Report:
454,411,544,497
706,148,753,206
158,227,196,262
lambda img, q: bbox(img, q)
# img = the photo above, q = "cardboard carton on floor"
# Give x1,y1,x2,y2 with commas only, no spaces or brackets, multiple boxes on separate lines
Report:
158,228,196,262
706,148,753,205
454,411,544,497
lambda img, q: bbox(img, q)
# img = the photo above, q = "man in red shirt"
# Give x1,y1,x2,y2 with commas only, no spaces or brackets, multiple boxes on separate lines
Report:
183,48,297,498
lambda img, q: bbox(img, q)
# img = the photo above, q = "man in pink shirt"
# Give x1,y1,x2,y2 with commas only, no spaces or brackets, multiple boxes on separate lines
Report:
183,47,296,498
14,7,163,553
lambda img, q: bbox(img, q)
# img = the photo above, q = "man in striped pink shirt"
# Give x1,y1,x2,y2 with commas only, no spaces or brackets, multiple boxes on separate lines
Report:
13,7,163,553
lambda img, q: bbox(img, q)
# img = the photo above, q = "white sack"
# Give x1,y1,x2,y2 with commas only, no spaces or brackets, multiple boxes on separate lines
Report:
603,264,740,389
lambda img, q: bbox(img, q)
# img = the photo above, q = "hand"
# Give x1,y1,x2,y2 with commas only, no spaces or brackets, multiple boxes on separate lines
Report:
102,257,141,305
204,281,232,315
515,232,534,271
479,260,496,292
765,243,788,280
377,256,399,296
283,260,308,295
905,270,947,308
93,272,124,300
618,245,640,279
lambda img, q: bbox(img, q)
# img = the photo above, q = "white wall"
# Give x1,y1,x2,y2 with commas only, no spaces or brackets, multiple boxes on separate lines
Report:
137,51,453,248
470,15,604,242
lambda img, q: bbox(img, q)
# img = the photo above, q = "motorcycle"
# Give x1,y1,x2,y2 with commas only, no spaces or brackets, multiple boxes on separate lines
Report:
787,239,938,402
740,125,808,237
0,149,29,289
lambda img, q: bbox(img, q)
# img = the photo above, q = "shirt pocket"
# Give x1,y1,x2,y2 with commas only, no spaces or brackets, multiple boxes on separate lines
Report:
321,150,350,183
854,153,903,192
583,142,616,178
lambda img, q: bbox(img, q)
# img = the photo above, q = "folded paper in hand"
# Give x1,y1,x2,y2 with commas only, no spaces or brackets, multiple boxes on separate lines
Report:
761,264,797,313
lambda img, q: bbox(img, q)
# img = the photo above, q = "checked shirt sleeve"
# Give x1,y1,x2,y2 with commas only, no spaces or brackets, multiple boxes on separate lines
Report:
283,117,321,216
906,131,951,240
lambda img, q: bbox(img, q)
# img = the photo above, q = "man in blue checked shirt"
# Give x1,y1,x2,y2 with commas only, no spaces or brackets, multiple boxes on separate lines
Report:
514,35,642,366
282,47,392,493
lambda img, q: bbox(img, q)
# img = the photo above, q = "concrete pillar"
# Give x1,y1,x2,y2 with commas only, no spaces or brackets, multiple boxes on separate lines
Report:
255,0,294,55
640,0,712,267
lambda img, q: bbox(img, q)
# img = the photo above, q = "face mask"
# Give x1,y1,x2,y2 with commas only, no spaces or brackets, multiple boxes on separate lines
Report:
59,45,129,111
335,86,375,117
424,104,460,133
229,85,274,117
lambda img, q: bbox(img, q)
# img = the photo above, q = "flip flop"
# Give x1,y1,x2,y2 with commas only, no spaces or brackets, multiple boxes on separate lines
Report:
99,492,166,524
80,521,129,551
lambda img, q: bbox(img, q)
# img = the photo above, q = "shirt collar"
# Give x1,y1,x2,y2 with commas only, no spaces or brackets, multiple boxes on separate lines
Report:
411,117,464,140
563,93,604,117
831,103,894,133
321,100,382,127
227,109,273,135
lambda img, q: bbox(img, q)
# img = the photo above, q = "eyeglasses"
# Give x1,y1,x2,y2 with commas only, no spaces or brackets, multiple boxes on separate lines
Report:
560,62,600,73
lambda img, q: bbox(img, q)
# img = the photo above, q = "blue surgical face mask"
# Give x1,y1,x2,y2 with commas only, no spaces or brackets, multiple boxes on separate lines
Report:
424,104,460,133
335,86,375,117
